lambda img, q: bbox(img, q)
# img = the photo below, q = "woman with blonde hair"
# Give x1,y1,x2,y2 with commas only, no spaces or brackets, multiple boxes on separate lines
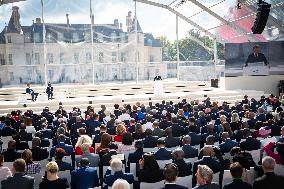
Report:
39,161,69,189
22,149,41,174
75,135,94,155
114,124,126,142
230,112,241,131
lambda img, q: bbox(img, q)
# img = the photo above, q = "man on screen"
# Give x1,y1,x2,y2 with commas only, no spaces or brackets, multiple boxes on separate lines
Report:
245,45,269,67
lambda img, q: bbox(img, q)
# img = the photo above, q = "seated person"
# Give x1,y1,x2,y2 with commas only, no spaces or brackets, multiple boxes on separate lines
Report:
112,179,130,189
172,148,192,177
128,140,144,166
26,83,38,101
75,134,94,155
240,128,261,151
0,154,12,179
50,134,74,158
71,158,99,189
181,135,198,158
100,144,118,166
117,132,135,153
22,149,41,175
39,161,69,189
75,143,99,167
143,129,158,148
1,159,34,189
193,165,219,189
223,162,252,189
154,138,172,160
164,127,180,148
1,140,21,162
104,158,134,188
219,132,238,153
138,153,164,183
31,137,49,161
54,148,73,171
159,163,187,189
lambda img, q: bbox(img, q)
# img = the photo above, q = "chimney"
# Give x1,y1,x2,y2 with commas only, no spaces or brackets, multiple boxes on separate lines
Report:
126,11,132,33
119,23,123,30
35,18,41,24
91,15,94,26
66,14,70,26
114,19,119,28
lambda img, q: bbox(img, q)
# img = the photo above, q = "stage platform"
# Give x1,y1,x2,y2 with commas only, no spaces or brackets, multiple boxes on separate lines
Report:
0,79,265,115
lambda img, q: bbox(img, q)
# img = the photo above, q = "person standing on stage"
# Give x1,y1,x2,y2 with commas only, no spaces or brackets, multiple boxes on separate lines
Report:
245,45,269,68
46,82,53,100
26,83,38,102
154,73,162,81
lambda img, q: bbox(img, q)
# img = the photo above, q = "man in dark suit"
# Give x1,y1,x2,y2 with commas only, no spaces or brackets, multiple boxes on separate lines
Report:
219,132,239,153
25,83,38,101
45,82,53,100
71,158,100,189
31,137,49,161
171,116,185,137
104,158,135,189
128,140,144,165
188,131,202,146
154,74,162,81
181,135,198,158
92,124,107,143
172,149,192,177
159,115,171,130
192,146,223,187
86,113,101,135
1,120,17,136
154,138,172,160
39,123,53,139
223,162,252,189
245,45,269,67
1,159,34,189
165,127,180,148
158,163,187,189
253,156,284,189
143,129,158,148
1,140,21,162
152,121,165,138
50,134,74,158
70,116,86,138
240,129,261,151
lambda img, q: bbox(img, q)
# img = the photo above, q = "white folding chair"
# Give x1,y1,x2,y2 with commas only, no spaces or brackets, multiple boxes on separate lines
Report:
29,172,44,189
157,160,172,169
140,180,164,189
28,141,33,149
212,172,220,184
184,157,198,163
58,170,71,185
143,147,157,153
222,170,233,187
130,163,137,180
275,164,284,177
250,149,260,164
176,175,192,188
1,136,13,150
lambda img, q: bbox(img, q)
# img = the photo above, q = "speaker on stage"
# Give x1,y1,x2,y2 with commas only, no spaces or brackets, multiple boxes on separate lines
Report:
211,79,218,88
251,2,271,34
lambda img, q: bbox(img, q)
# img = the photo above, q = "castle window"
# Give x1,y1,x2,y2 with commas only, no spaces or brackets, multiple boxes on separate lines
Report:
7,35,11,43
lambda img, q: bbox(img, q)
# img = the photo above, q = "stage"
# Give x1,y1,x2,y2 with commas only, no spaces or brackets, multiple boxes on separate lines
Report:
0,79,265,116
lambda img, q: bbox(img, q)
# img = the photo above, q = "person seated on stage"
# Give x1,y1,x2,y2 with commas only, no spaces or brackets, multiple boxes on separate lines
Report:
245,45,269,67
153,73,162,81
46,82,53,100
25,83,38,101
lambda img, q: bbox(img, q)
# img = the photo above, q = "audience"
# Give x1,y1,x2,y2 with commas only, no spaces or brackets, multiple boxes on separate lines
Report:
31,137,49,161
1,158,34,189
154,138,172,160
181,135,198,158
112,179,130,189
39,161,69,189
219,132,239,153
75,143,99,167
172,148,192,177
54,148,72,171
50,134,74,157
128,140,144,165
75,134,94,155
117,132,135,153
1,140,21,162
143,129,158,148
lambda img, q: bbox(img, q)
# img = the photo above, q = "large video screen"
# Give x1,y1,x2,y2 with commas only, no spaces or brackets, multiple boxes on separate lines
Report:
225,41,284,77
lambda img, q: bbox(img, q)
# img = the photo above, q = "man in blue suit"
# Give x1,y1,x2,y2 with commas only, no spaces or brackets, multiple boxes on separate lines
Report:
219,132,238,153
181,135,198,158
50,134,74,158
143,129,158,148
154,138,172,160
25,83,38,101
128,140,144,165
192,146,223,187
71,158,100,189
104,158,135,188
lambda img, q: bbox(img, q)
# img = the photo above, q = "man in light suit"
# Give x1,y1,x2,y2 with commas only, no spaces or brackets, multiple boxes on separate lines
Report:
1,159,34,189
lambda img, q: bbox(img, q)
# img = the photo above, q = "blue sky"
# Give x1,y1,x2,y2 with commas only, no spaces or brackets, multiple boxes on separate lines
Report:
0,0,240,40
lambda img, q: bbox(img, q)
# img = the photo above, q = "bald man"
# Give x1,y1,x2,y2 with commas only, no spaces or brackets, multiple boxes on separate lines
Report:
253,156,284,189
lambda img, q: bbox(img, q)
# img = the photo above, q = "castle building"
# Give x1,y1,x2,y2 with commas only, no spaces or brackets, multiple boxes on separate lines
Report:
0,7,163,84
